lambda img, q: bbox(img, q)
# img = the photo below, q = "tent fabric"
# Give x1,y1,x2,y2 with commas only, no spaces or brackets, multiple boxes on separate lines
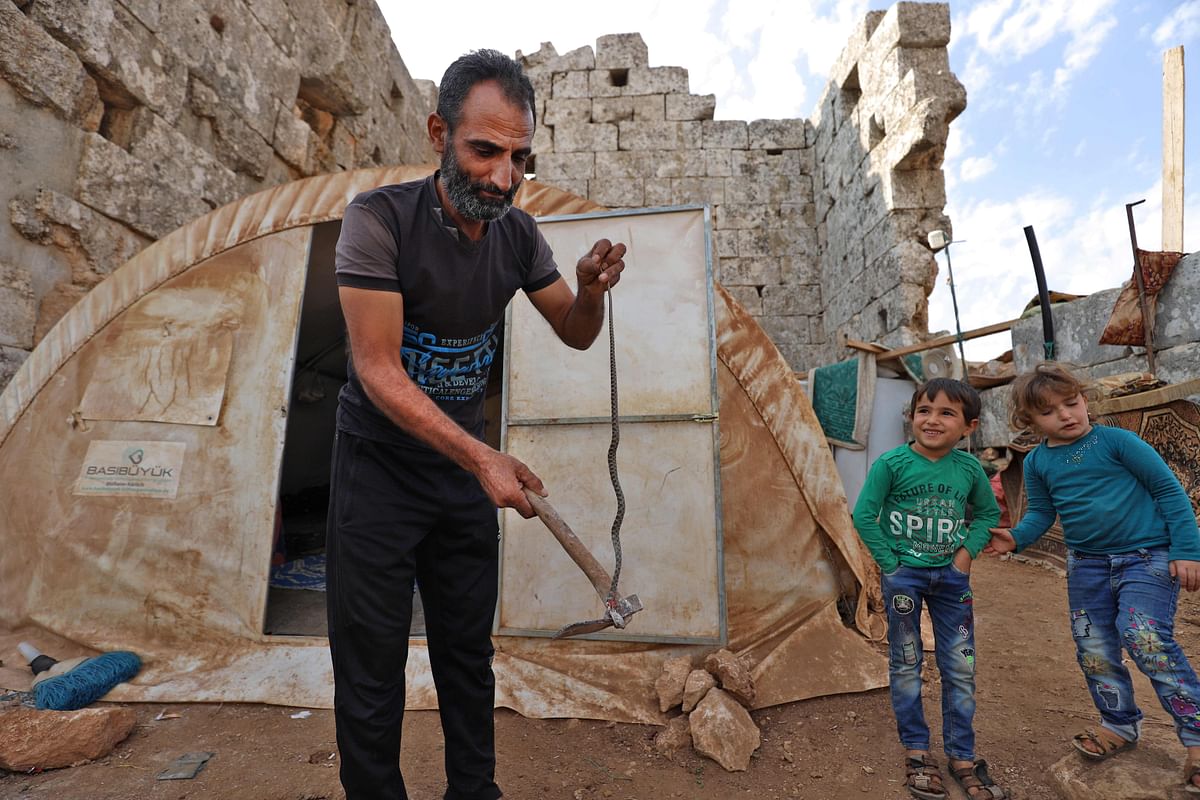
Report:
0,166,886,720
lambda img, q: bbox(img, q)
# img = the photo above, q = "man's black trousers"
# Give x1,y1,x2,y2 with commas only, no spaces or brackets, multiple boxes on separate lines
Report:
326,430,503,800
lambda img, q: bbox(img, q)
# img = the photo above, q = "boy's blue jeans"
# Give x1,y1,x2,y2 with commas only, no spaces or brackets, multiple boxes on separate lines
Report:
881,564,977,760
1067,547,1200,747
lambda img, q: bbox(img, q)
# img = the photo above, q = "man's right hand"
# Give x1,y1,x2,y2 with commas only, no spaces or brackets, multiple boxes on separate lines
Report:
472,447,545,518
984,528,1017,556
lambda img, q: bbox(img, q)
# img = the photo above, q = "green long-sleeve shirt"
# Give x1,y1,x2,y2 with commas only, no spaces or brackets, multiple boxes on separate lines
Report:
852,444,1001,573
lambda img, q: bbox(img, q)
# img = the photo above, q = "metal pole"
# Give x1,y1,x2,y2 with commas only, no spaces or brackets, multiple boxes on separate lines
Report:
941,243,969,376
1125,199,1156,375
1023,225,1055,360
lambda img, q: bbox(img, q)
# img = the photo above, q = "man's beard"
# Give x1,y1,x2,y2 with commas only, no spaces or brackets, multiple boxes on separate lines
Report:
440,145,520,222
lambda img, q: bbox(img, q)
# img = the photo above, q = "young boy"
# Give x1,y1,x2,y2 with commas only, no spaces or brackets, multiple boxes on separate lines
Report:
852,378,1006,800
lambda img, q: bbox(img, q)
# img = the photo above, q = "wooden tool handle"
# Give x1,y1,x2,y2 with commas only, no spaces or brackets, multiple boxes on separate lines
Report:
523,488,613,601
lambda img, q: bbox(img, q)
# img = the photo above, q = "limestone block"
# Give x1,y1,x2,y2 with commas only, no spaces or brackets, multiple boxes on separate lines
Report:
1011,290,1129,373
781,201,816,230
732,149,802,178
652,715,691,759
724,175,789,204
681,669,716,712
654,655,692,712
714,229,737,258
595,33,649,69
618,121,699,151
0,706,137,771
977,384,1013,448
1154,342,1200,391
591,97,635,123
552,71,592,99
666,93,716,121
0,261,35,349
669,177,725,206
590,178,644,208
77,132,211,238
535,152,595,181
724,285,762,315
645,179,672,206
688,688,760,771
119,0,160,31
289,1,399,119
626,66,690,96
595,150,686,179
11,189,148,279
882,169,947,210
682,150,707,177
189,77,272,179
554,122,617,153
589,69,625,98
129,108,241,208
544,97,592,125
159,1,300,138
541,178,587,200
244,0,297,57
0,4,102,129
758,284,825,316
809,317,829,346
705,150,732,177
703,120,749,150
759,314,814,350
703,649,757,707
29,0,187,121
737,228,772,258
532,124,553,156
633,94,666,122
0,344,29,391
718,204,778,230
273,101,311,170
518,42,594,72
34,281,87,343
1152,251,1200,348
749,119,807,150
720,257,782,287
871,1,952,50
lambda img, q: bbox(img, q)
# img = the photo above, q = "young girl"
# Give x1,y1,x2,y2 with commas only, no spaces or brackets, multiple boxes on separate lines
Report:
987,362,1200,794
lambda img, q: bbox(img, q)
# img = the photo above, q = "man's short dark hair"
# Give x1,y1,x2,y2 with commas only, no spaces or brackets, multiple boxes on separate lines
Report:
909,378,982,422
437,49,535,132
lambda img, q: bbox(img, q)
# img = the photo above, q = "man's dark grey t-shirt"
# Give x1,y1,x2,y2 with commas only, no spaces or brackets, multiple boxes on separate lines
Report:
334,174,561,449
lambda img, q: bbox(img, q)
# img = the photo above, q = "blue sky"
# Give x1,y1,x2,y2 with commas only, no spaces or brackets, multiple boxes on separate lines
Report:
381,0,1200,361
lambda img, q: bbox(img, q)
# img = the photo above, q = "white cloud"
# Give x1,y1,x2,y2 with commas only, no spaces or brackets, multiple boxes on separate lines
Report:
960,155,997,182
1152,0,1200,48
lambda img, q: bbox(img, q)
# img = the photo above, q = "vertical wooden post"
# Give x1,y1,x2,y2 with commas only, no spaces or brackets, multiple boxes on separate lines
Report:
1163,46,1185,252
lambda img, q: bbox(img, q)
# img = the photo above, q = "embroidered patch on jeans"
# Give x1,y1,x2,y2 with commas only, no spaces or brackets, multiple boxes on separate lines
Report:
1095,682,1121,710
960,647,975,668
1168,693,1200,721
892,594,915,615
1081,653,1107,675
1071,609,1092,639
902,641,918,665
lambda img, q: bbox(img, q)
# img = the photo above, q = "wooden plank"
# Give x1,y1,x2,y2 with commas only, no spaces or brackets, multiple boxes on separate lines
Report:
1092,377,1200,415
843,318,1020,360
1164,45,1185,252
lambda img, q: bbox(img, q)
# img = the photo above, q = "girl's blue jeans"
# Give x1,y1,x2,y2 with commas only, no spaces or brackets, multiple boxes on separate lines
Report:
1067,547,1200,747
881,564,977,760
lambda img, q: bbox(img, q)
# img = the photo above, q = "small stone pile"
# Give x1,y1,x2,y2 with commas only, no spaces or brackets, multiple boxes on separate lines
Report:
651,649,760,771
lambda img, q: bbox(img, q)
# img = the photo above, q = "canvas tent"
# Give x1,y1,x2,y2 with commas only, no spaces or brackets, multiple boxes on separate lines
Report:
0,165,886,722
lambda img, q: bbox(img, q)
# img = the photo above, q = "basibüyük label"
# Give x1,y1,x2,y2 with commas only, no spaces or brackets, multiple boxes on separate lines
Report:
74,440,186,499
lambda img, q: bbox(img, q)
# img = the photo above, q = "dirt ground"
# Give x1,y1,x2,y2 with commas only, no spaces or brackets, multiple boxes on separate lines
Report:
4,554,1200,800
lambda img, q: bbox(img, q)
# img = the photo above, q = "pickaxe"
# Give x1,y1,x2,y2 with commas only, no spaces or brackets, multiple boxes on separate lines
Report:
523,488,643,638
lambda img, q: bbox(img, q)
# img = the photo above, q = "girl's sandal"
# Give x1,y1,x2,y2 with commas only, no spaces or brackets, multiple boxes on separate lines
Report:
1071,728,1136,761
949,759,1007,799
1185,759,1200,795
904,755,947,800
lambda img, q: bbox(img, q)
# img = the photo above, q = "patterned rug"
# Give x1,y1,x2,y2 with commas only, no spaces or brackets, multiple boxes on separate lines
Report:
269,554,326,592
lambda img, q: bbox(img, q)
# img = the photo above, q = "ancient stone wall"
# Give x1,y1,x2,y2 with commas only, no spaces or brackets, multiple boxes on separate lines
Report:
809,3,964,365
0,0,434,387
520,2,962,370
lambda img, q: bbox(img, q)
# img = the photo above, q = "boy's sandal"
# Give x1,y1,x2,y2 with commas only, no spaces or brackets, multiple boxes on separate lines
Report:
1185,759,1200,795
904,755,947,800
1071,728,1136,761
949,759,1007,799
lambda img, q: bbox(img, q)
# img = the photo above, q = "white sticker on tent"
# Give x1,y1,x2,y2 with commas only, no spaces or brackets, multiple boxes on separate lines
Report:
74,440,186,499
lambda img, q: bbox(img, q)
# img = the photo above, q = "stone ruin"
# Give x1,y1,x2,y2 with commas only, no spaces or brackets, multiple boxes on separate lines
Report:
0,0,964,391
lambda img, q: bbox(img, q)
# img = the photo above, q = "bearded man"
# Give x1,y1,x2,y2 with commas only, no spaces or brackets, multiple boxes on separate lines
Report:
327,49,625,800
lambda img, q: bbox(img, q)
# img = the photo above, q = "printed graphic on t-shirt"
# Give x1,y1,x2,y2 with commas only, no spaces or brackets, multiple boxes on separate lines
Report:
887,486,968,558
401,320,498,402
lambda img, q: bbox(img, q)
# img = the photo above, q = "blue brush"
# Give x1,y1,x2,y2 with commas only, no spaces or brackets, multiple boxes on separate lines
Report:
19,642,142,711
